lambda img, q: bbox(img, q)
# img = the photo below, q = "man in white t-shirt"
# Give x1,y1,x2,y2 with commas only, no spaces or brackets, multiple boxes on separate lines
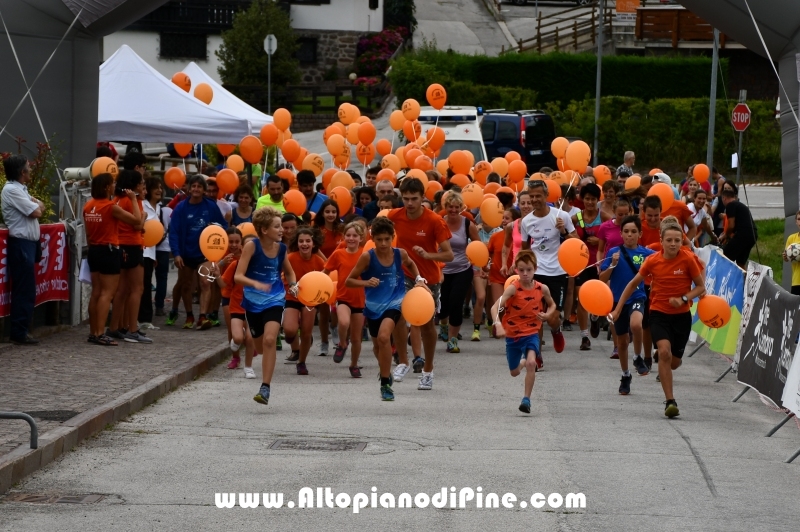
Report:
520,180,577,356
687,189,717,247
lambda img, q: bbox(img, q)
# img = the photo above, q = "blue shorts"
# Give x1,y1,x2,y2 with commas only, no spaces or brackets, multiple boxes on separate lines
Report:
505,334,541,371
614,298,646,337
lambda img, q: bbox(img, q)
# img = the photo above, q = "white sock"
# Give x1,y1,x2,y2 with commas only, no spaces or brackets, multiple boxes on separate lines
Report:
634,353,642,360
622,370,631,377
581,329,589,338
230,339,240,353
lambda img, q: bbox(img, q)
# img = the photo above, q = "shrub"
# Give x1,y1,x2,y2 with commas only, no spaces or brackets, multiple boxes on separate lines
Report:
0,140,57,225
356,27,407,77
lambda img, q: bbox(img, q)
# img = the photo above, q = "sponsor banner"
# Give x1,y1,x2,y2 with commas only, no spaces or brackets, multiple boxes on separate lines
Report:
690,247,743,356
736,274,800,407
734,260,773,367
0,223,70,317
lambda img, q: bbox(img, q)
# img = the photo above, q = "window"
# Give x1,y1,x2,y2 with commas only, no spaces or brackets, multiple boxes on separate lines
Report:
295,37,318,64
480,120,496,142
525,116,555,141
497,120,518,141
159,32,207,59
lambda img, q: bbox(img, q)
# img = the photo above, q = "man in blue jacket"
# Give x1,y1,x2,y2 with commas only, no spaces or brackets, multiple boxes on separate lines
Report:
168,175,227,329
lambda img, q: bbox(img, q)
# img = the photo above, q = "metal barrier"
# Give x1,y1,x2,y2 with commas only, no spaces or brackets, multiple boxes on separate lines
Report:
0,412,38,449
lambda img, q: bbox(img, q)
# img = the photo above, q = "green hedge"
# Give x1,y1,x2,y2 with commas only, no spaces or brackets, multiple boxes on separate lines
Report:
389,45,728,106
543,96,780,177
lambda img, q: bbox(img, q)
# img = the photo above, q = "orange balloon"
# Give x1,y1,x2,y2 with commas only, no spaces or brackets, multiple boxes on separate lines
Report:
216,168,239,194
356,143,376,165
401,286,435,326
356,116,371,124
402,99,421,121
462,183,484,209
174,143,192,158
450,173,471,188
403,120,421,142
321,168,337,191
238,222,257,238
376,168,397,186
594,164,612,185
143,219,164,247
491,157,509,178
326,133,347,156
276,168,297,188
363,240,376,251
298,271,334,306
425,83,447,110
435,159,449,177
282,189,306,216
648,168,663,177
194,83,213,104
497,186,515,197
558,238,590,277
473,161,492,185
217,144,235,157
302,153,325,177
563,170,580,187
480,197,504,227
346,122,361,145
425,180,443,201
330,170,355,191
557,158,569,172
466,241,490,267
405,148,423,167
164,167,185,189
389,110,405,131
381,154,401,174
509,179,525,192
625,175,642,190
357,121,377,145
546,180,561,203
551,137,569,159
226,154,244,173
463,150,475,169
697,295,730,328
448,151,471,175
295,147,309,168
260,124,279,146
329,186,352,214
504,275,520,289
415,155,433,172
377,209,390,218
395,146,407,169
565,140,591,174
322,125,338,144
334,152,351,170
326,271,338,306
239,135,263,164
405,168,429,189
281,139,301,163
693,163,710,183
426,126,446,150
273,108,292,131
484,182,501,195
507,159,527,182
171,72,191,92
376,139,392,156
199,225,228,262
338,103,360,126
504,151,522,163
578,280,614,316
647,182,675,211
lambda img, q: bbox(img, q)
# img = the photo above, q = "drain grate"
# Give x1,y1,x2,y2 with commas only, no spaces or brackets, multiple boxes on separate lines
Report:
4,493,104,504
269,439,367,451
23,410,79,422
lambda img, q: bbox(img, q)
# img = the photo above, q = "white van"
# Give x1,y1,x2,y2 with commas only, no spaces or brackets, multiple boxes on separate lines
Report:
417,106,488,163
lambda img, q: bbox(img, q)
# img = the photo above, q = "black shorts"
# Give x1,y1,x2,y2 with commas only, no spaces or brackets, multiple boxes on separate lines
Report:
368,309,402,338
534,274,568,310
649,310,692,359
792,286,800,296
246,306,284,338
575,266,598,286
285,300,305,311
120,245,143,270
221,297,230,307
642,285,651,329
613,298,646,337
182,256,206,271
230,313,246,321
337,301,363,314
87,245,121,275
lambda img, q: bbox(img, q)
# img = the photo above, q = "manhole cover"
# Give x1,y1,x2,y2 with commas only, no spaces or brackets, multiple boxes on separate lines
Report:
269,439,367,451
4,493,104,504
23,410,79,422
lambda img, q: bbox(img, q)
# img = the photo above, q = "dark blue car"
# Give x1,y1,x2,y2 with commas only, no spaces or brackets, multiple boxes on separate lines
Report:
480,110,557,173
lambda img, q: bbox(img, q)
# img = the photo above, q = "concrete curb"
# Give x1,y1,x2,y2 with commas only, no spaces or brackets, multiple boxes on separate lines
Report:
0,341,230,494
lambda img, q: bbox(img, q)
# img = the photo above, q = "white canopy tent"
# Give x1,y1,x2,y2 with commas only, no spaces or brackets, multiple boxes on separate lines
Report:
182,62,273,131
98,45,252,144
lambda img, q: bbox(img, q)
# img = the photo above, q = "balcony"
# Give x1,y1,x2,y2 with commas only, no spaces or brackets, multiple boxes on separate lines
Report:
126,1,291,34
634,5,739,49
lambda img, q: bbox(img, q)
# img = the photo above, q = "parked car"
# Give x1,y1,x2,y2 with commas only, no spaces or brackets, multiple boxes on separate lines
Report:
417,106,488,164
480,109,556,173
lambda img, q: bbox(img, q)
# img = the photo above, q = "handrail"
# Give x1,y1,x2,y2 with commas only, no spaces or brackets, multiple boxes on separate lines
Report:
0,412,38,449
504,5,613,54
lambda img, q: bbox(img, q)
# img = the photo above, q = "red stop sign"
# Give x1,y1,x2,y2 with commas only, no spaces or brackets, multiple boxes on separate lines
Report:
731,103,751,132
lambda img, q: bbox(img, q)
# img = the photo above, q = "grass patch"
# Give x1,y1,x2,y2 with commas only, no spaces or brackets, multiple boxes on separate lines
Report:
290,95,370,114
754,218,785,285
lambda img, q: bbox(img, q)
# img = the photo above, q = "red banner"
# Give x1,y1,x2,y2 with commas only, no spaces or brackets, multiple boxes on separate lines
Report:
0,223,70,317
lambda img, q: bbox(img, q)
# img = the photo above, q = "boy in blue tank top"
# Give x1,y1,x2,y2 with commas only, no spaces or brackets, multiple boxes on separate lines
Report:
235,206,298,406
347,217,428,402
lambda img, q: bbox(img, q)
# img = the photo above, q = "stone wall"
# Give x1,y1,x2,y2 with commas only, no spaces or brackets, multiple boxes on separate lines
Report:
295,29,364,84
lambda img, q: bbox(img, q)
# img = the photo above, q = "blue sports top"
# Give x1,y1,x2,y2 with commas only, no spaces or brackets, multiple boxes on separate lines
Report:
242,239,287,312
361,248,406,320
600,244,655,305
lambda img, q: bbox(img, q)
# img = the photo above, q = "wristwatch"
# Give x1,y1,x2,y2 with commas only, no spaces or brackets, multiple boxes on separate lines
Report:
681,295,689,303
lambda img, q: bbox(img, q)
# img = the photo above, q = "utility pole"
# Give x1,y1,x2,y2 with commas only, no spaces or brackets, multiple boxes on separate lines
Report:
706,28,720,170
592,0,605,165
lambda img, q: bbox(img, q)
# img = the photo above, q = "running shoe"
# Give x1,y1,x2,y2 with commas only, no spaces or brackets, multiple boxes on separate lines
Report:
165,310,178,326
656,373,661,382
209,314,221,327
438,325,448,342
580,337,591,351
457,333,462,340
412,356,425,373
285,350,300,362
243,367,256,379
471,329,481,342
610,347,619,359
463,305,471,318
155,308,166,317
333,343,348,363
619,374,632,395
551,329,565,353
446,337,460,353
126,330,153,343
254,384,271,404
590,316,600,338
227,357,241,370
561,320,572,332
349,366,362,378
380,384,395,401
393,364,410,382
182,316,195,329
633,357,649,376
418,372,433,390
569,312,577,324
645,357,653,371
197,317,212,330
519,397,531,414
276,335,282,351
296,362,308,375
664,400,680,418
318,341,328,356
535,355,543,371
106,328,125,340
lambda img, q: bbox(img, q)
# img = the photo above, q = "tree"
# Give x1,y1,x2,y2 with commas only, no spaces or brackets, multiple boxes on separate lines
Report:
216,0,300,86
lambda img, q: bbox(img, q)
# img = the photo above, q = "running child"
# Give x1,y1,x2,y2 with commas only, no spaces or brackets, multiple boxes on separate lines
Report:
346,217,428,401
491,251,557,414
312,199,343,355
610,216,705,418
235,207,298,405
211,227,242,367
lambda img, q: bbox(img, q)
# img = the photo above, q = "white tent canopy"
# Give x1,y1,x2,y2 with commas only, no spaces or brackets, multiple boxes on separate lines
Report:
182,62,273,131
98,45,252,143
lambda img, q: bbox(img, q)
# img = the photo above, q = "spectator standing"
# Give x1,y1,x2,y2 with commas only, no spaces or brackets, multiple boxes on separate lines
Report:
616,151,635,177
256,174,287,212
719,189,757,267
139,177,166,326
298,170,327,214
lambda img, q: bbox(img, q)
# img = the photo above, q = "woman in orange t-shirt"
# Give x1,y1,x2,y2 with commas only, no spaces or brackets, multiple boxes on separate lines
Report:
610,216,705,419
283,227,325,374
83,173,142,346
324,221,367,377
